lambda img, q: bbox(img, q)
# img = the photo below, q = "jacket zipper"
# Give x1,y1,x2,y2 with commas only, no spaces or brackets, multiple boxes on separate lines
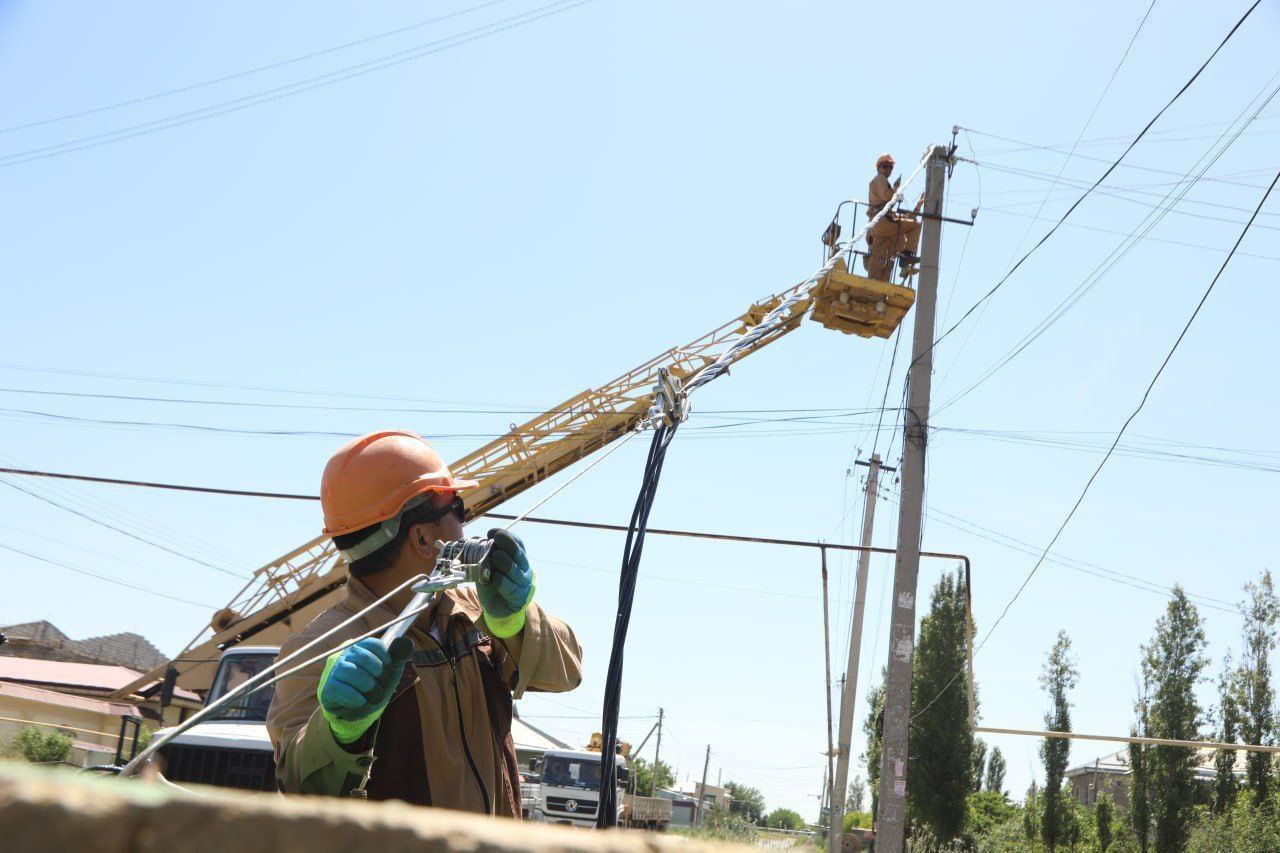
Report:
449,655,492,814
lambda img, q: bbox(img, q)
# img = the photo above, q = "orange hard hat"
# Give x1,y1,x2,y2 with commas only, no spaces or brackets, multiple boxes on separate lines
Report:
321,429,478,538
876,153,895,168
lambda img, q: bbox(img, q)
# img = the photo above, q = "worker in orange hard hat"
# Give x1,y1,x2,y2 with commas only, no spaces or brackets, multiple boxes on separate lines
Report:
267,429,582,815
864,153,923,282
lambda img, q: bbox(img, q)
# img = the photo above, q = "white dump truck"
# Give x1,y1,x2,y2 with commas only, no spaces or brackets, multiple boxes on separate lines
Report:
528,748,629,829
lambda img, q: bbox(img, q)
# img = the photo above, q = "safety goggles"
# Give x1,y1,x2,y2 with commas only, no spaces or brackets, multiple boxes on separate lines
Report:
420,494,465,525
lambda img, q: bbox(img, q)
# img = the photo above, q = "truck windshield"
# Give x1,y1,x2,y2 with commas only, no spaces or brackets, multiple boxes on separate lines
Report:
542,756,603,791
207,653,277,721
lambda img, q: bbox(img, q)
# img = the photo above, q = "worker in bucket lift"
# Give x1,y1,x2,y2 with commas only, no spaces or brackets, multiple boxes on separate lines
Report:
864,153,923,282
267,429,582,815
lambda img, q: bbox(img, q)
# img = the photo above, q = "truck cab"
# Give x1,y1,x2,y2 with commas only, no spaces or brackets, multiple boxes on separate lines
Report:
153,646,279,791
530,748,628,828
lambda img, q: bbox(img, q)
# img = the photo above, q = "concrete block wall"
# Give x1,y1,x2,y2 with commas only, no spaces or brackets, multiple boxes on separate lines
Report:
0,763,748,853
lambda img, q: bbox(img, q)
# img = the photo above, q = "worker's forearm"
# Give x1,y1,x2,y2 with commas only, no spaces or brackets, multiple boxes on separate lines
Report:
278,707,376,796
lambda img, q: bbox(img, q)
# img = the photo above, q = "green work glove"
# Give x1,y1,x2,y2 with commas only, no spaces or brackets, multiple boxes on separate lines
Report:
478,529,536,638
317,636,412,744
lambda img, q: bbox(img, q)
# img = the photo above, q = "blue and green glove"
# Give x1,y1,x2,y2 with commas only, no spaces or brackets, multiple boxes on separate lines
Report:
317,636,412,744
478,529,536,638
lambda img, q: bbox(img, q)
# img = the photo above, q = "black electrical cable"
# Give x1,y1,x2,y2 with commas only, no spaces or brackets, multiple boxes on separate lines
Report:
596,421,678,828
913,165,1280,723
919,0,1262,367
0,0,598,170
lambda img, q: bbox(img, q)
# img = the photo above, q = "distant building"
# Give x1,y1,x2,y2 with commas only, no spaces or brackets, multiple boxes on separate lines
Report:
0,680,142,768
0,621,168,671
688,781,732,812
1067,747,1246,811
0,656,200,727
657,788,698,827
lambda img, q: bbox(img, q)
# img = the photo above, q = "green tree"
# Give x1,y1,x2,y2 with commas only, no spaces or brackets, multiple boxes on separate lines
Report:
1237,571,1278,806
970,738,988,794
630,757,674,797
1040,631,1079,852
1130,705,1153,853
965,790,1018,839
907,569,974,843
1213,654,1241,813
842,810,873,832
13,726,72,764
1023,782,1040,842
723,780,765,825
862,678,884,818
764,807,804,830
985,746,1008,795
1142,587,1209,853
1095,790,1115,852
845,774,865,813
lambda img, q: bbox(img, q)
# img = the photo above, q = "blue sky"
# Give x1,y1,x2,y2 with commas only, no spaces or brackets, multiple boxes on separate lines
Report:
2,0,1278,820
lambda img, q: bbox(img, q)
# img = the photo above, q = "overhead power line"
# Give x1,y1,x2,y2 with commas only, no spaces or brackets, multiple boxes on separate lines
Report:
978,166,1279,651
0,541,217,609
0,473,249,579
0,0,599,169
0,0,519,136
968,128,1276,189
936,73,1280,415
927,0,1263,362
1001,0,1157,268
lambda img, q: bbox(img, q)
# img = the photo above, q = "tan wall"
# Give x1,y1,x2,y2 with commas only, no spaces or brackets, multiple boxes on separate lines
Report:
0,695,132,766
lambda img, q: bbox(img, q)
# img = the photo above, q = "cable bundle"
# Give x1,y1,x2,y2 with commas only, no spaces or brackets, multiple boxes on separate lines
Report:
596,422,678,827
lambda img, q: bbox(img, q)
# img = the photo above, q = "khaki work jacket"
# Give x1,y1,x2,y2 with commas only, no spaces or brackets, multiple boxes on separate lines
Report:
868,173,897,219
266,576,582,816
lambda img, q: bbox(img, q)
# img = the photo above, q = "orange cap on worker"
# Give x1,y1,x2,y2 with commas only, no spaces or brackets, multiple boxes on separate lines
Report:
876,153,895,169
320,429,477,538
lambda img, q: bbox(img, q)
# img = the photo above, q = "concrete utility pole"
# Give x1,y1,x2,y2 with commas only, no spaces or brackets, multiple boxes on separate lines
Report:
696,745,712,829
654,707,664,785
875,144,949,853
828,453,884,852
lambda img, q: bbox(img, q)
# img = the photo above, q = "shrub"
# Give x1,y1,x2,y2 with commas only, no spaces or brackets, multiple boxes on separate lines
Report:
12,726,73,764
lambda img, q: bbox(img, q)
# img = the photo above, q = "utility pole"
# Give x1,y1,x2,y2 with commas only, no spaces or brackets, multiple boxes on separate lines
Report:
875,144,950,853
696,745,712,829
828,453,885,852
654,707,664,788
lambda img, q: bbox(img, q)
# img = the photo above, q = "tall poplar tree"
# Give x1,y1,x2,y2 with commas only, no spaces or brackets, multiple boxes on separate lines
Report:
1141,587,1208,853
984,747,1007,795
862,679,884,819
1040,631,1078,852
1129,702,1152,853
907,569,974,843
1237,570,1278,805
1213,653,1240,813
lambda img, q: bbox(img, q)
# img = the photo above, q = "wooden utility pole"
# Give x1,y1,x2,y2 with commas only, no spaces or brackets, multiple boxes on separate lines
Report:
875,144,949,853
828,453,885,852
696,745,712,829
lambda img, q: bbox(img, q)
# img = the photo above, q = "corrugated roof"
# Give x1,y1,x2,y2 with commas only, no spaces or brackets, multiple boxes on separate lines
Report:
0,680,140,717
0,656,199,702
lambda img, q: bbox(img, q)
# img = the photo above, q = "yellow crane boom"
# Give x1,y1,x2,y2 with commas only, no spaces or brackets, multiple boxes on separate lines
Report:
116,252,914,698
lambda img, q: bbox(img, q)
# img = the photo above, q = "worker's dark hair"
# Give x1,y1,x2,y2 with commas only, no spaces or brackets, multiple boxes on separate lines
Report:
333,501,442,580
